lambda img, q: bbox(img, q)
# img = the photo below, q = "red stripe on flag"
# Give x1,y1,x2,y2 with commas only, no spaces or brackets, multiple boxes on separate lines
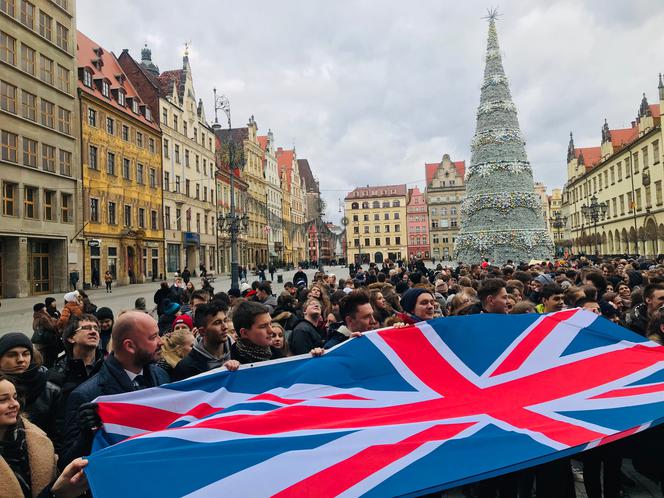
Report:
491,309,579,377
590,383,664,399
597,426,641,446
250,393,304,405
273,422,474,498
323,394,371,401
99,401,222,431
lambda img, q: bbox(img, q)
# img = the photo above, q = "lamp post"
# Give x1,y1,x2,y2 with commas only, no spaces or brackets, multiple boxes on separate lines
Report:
581,195,608,257
213,89,248,290
549,211,567,257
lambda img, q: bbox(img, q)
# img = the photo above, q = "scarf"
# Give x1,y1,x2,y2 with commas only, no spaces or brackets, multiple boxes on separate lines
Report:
0,418,31,498
9,365,47,408
234,338,272,363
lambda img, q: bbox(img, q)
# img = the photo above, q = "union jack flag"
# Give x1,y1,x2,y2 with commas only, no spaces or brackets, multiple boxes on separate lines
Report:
85,310,664,497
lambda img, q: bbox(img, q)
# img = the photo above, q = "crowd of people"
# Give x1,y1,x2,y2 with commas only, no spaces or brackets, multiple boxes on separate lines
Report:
2,256,664,496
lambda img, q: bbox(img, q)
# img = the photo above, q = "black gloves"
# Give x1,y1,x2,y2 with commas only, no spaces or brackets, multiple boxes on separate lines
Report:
78,402,101,433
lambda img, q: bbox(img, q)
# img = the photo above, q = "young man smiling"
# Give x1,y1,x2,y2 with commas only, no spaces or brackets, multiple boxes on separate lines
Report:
231,301,285,364
173,302,240,381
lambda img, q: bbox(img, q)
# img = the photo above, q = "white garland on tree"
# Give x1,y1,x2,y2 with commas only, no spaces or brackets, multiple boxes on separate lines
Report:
465,160,532,181
462,191,542,216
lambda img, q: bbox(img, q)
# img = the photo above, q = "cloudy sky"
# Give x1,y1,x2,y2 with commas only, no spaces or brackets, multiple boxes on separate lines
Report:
78,0,664,223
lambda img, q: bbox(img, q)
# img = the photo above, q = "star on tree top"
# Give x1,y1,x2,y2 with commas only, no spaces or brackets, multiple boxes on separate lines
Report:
483,7,501,22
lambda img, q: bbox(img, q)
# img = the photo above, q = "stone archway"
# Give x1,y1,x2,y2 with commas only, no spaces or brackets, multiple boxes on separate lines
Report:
608,231,614,254
621,228,629,254
601,232,607,255
645,218,658,257
374,252,384,264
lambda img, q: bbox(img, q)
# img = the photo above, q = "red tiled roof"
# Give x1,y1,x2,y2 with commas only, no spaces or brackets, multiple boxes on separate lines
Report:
345,184,407,200
609,127,638,148
77,31,159,131
157,69,183,99
425,160,465,185
649,104,661,118
276,148,295,192
257,135,268,151
575,146,602,168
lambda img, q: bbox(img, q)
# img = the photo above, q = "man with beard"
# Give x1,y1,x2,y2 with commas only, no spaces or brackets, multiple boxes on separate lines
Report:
62,311,168,466
173,302,240,381
289,298,325,355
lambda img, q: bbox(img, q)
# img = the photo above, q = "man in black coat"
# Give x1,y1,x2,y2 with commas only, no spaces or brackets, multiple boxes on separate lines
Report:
292,266,308,288
325,290,376,349
61,311,169,467
172,302,239,381
289,298,325,355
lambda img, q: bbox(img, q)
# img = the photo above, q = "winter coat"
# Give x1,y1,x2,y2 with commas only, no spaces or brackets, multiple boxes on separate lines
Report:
153,287,170,314
7,366,64,455
172,336,233,381
0,418,58,498
56,301,82,331
157,312,178,335
289,318,324,355
62,354,169,465
259,295,278,314
31,311,58,336
48,349,105,402
622,303,648,336
324,323,353,349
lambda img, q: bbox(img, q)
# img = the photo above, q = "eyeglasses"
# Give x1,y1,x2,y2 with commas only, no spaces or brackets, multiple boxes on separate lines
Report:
76,324,100,332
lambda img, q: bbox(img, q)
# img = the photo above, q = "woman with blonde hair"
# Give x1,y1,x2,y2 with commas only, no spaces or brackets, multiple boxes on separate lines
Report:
158,318,195,377
309,283,332,318
270,322,290,357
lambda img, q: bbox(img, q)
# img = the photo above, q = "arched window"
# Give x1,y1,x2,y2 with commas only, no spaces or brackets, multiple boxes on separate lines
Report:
362,202,369,209
372,200,380,208
392,200,400,207
351,202,359,210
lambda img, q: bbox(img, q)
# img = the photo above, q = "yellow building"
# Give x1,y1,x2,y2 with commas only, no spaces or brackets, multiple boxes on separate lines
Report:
344,184,408,264
562,78,664,257
78,31,163,285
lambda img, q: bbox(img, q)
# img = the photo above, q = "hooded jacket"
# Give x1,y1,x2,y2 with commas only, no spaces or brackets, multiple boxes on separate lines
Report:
172,335,233,381
56,301,82,331
324,323,353,349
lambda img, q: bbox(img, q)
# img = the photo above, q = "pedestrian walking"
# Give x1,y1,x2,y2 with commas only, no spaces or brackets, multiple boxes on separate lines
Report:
104,270,113,293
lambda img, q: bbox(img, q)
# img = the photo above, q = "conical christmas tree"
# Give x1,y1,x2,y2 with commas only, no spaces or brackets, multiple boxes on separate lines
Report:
456,15,553,264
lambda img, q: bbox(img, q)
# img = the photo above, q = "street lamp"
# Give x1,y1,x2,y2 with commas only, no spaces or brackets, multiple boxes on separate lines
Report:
549,211,567,257
213,88,247,290
581,195,608,256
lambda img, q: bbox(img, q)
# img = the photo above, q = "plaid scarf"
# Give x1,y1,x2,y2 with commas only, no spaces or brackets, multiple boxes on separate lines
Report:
0,418,31,498
234,338,272,363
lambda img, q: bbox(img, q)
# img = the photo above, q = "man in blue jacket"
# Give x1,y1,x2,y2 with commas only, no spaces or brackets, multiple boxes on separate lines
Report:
61,311,169,467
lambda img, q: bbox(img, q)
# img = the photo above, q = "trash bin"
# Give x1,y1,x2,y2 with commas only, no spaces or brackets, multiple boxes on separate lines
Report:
277,274,283,284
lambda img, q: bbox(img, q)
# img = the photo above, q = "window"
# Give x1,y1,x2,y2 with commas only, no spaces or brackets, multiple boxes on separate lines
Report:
175,175,180,193
151,210,158,230
108,201,116,224
41,143,54,172
352,214,358,222
57,107,70,134
55,22,68,51
353,226,359,234
185,149,189,167
633,152,639,173
145,108,152,121
40,99,54,128
82,69,92,87
3,182,15,215
183,122,187,137
185,179,190,197
38,11,52,40
88,145,98,170
136,163,144,184
117,90,125,107
394,212,400,220
101,80,109,97
121,124,129,141
0,31,16,65
195,155,200,171
1,0,15,16
656,180,663,206
148,138,155,153
87,107,96,126
395,237,401,245
195,183,200,199
363,214,369,221
643,146,649,169
60,193,71,221
363,226,369,234
175,208,181,230
136,131,143,148
59,150,71,175
635,188,642,211
174,144,180,163
374,225,380,233
87,197,99,222
20,44,35,75
394,224,400,232
20,91,35,121
1,130,17,162
0,81,16,113
450,207,457,215
39,55,53,84
393,200,400,207
138,207,145,228
105,117,114,135
131,99,138,114
22,185,36,218
43,190,53,220
161,108,168,126
107,152,115,175
19,0,34,27
56,65,69,92
373,213,379,220
654,140,660,165
123,205,131,226
385,237,391,245
617,163,622,182
122,158,130,179
22,137,37,167
164,206,171,229
375,237,380,246
385,224,390,232
149,168,156,188
384,212,389,220
163,139,169,158
203,186,207,201
173,115,178,131
364,238,370,246
610,166,615,184
196,213,200,232
163,171,169,191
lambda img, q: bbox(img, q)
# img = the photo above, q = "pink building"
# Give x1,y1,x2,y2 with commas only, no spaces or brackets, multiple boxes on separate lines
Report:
407,187,430,260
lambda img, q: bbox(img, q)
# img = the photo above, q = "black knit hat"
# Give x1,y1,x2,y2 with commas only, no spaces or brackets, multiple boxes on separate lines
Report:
45,297,56,307
33,303,46,312
0,332,33,358
400,288,433,314
95,307,114,322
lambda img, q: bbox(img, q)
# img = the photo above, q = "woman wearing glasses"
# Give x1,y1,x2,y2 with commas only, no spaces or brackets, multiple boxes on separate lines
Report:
0,332,64,454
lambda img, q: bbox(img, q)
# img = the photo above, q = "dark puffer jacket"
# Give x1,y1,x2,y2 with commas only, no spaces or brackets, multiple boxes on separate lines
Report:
622,303,648,336
48,349,105,402
289,318,324,355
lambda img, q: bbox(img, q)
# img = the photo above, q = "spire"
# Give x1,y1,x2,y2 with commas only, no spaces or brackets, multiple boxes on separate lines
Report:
601,118,611,143
567,132,575,163
140,44,159,76
638,92,651,118
659,73,664,100
183,41,191,73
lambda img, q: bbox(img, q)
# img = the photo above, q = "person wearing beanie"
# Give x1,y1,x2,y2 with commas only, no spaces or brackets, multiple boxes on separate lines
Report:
396,288,436,324
172,314,194,332
157,299,180,335
45,296,61,320
95,307,115,352
57,291,83,332
0,332,64,453
31,302,60,368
